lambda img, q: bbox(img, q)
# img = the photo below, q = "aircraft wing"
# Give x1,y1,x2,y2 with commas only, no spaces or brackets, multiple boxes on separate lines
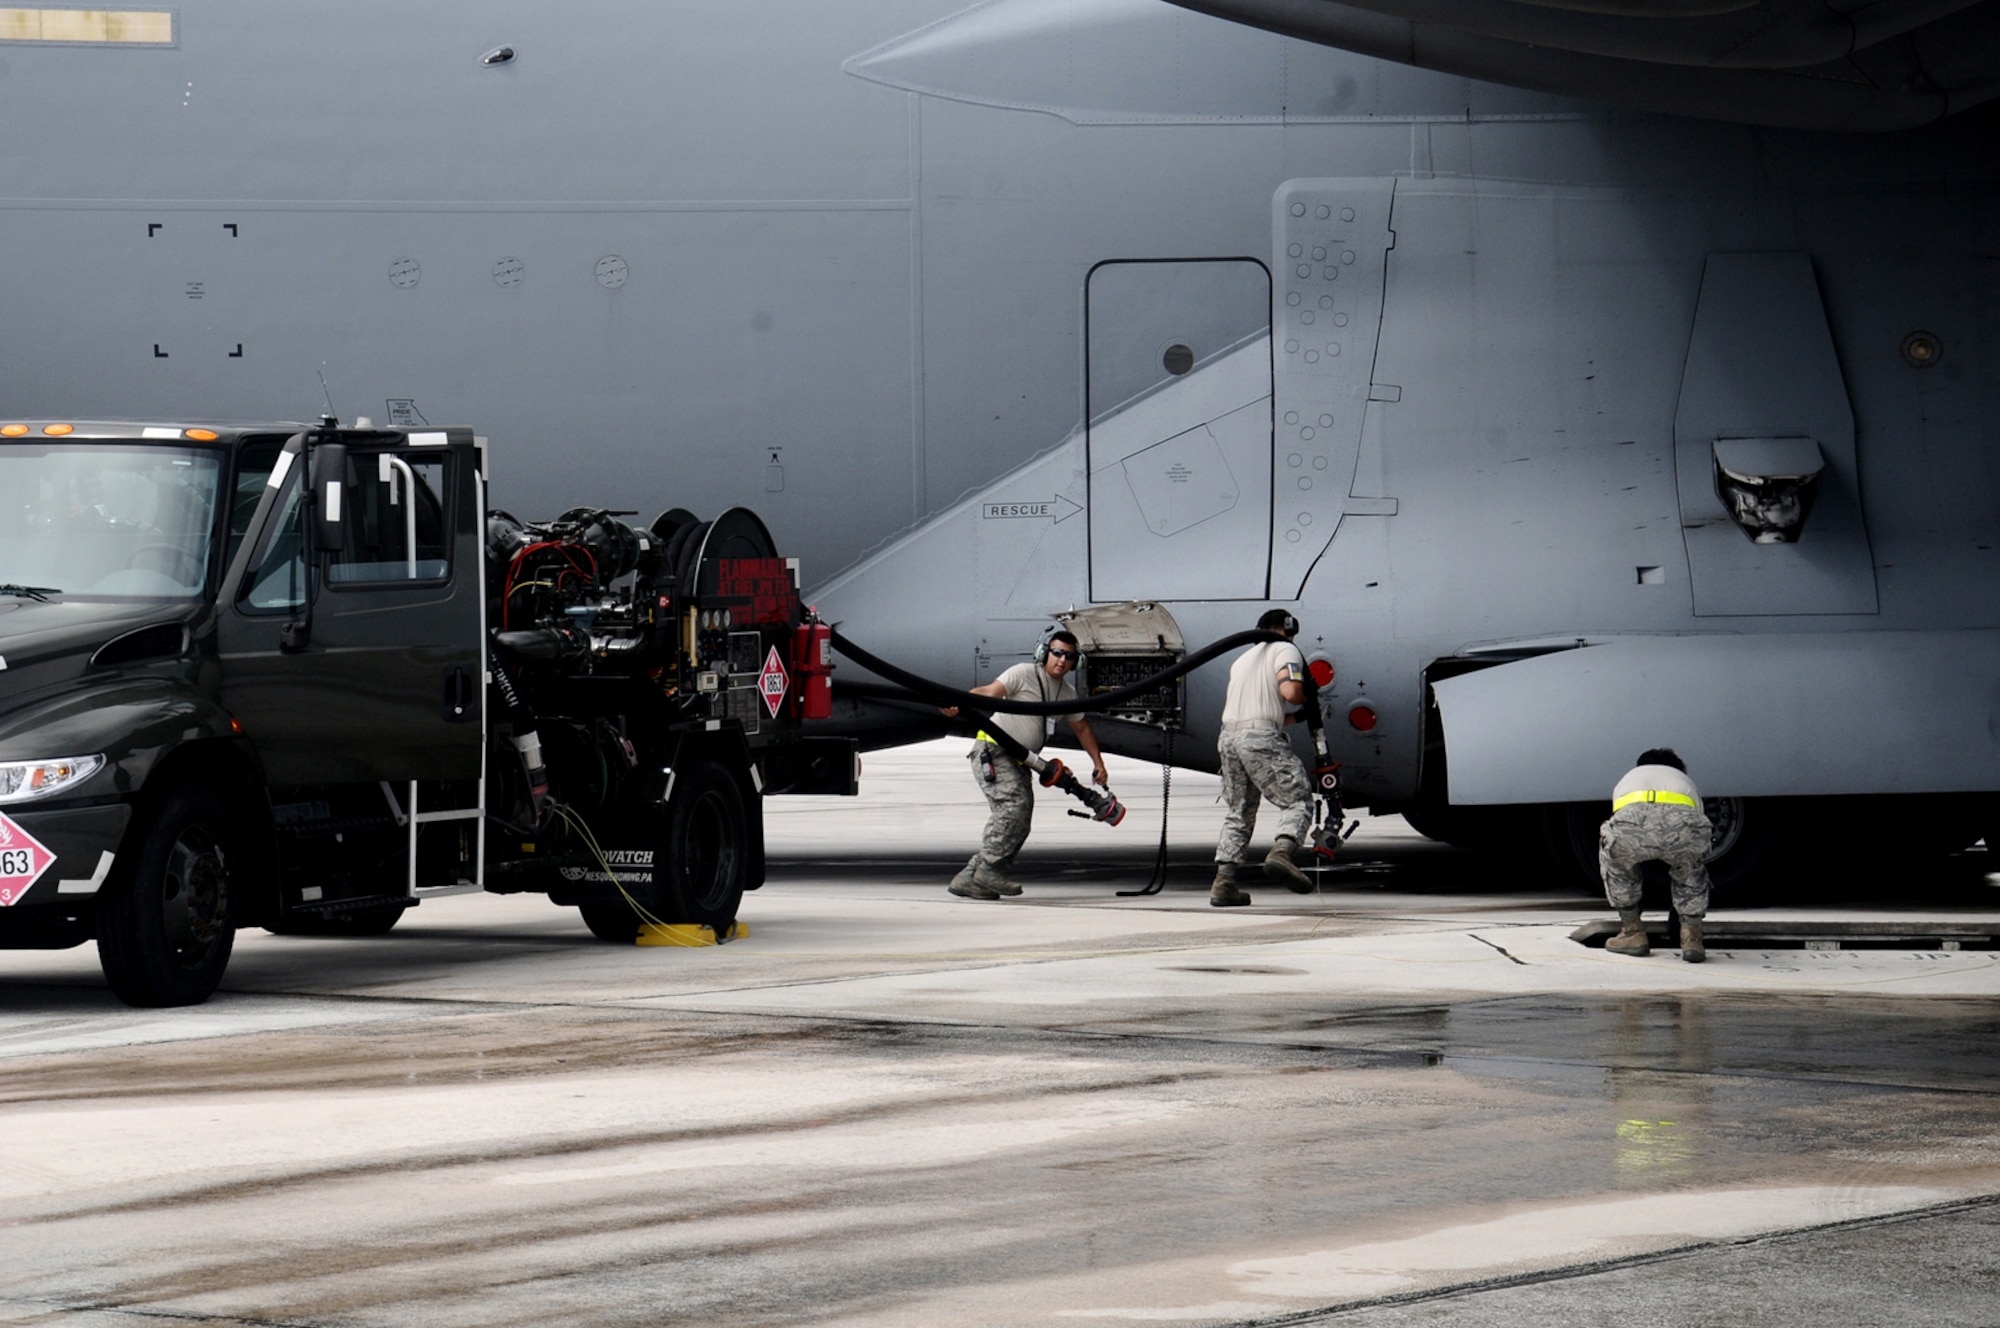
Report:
1164,0,2000,130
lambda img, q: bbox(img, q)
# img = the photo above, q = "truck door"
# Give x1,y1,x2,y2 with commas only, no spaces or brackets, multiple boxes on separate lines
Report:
216,432,483,788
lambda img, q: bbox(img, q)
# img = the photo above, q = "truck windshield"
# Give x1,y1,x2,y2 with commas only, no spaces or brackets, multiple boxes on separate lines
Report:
0,444,222,599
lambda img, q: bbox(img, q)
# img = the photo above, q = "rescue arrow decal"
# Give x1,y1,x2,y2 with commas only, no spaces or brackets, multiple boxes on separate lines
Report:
980,494,1083,523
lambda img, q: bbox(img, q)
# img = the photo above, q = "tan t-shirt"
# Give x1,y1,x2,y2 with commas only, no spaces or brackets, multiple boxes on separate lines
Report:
1221,640,1306,729
984,661,1081,754
1612,763,1701,804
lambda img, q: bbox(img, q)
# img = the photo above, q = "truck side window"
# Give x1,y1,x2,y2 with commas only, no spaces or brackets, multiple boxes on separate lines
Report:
226,439,283,571
240,465,305,612
326,452,451,585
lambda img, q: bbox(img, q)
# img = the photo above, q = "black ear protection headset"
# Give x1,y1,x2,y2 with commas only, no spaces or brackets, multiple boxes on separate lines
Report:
1255,608,1300,637
1034,624,1085,667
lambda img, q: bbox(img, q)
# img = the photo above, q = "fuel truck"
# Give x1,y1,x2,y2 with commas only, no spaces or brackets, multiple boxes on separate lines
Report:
0,419,856,1005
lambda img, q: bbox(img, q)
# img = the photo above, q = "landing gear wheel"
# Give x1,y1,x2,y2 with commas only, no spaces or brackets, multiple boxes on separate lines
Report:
97,786,237,1007
659,759,748,932
1543,802,1606,891
578,902,641,943
1401,801,1516,853
1699,796,1781,904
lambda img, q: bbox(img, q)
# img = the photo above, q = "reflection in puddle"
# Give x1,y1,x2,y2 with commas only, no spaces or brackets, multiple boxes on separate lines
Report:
1616,1118,1695,1184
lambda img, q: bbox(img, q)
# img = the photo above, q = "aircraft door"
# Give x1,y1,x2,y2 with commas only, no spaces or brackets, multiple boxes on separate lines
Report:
217,434,484,788
1087,259,1272,601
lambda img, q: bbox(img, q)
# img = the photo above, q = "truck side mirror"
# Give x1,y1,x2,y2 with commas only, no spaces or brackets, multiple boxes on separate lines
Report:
309,442,349,553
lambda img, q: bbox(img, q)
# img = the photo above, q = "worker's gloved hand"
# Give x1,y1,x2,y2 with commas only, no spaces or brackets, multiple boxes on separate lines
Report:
1092,762,1109,787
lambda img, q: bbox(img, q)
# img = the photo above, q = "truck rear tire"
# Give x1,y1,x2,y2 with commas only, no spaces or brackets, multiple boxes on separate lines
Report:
97,786,237,1007
660,759,748,932
578,902,640,943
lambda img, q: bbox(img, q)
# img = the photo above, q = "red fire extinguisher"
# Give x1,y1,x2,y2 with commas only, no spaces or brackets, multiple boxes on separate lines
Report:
791,613,833,719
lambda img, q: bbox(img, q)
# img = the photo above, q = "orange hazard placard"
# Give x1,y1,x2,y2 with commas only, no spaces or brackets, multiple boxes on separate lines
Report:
758,646,790,719
0,811,55,907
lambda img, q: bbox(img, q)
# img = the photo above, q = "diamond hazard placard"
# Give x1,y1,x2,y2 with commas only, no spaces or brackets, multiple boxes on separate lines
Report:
758,645,790,719
0,811,56,907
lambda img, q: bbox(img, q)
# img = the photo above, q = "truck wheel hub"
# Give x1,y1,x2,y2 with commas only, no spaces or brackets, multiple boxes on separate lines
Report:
162,829,229,951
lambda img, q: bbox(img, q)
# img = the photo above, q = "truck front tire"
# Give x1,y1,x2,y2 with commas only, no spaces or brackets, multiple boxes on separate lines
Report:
97,786,237,1007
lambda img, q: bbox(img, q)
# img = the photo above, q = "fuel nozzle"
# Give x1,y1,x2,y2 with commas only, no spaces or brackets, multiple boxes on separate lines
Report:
1030,755,1127,827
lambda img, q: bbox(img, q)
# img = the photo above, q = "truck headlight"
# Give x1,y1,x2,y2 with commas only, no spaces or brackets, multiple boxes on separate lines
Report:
0,755,106,803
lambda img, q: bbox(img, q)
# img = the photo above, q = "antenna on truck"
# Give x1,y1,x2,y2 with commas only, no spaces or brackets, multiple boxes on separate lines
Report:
317,367,339,427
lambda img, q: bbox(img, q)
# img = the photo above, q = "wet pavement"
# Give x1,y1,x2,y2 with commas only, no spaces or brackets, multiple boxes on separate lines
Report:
2,741,1997,1326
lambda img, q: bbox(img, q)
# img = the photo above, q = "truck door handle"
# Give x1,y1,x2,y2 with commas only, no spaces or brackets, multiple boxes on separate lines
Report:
442,665,475,722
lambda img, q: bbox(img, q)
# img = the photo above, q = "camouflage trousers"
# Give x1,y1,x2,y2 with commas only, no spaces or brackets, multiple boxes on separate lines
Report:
967,742,1034,872
1215,726,1312,866
1599,804,1713,918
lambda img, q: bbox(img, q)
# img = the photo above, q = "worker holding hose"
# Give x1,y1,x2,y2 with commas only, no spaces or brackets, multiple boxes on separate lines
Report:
1211,609,1317,907
941,628,1109,900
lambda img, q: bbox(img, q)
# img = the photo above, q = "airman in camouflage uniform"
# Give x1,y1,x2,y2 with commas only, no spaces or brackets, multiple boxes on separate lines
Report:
1599,747,1714,962
1211,609,1317,907
942,628,1108,901
960,745,1034,891
1216,728,1313,881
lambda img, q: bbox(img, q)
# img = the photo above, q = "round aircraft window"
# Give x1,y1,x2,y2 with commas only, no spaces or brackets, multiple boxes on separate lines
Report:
1162,344,1195,376
1900,330,1942,368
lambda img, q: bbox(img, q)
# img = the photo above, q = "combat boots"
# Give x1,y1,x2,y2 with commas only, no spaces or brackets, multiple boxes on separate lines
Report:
947,864,999,900
1680,918,1706,963
1604,909,1652,957
1263,836,1313,892
1209,866,1251,908
971,861,1023,897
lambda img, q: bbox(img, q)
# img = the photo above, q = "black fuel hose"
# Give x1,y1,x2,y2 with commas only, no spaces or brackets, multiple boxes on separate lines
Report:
829,627,1290,717
837,679,1036,759
1299,667,1327,745
486,636,533,728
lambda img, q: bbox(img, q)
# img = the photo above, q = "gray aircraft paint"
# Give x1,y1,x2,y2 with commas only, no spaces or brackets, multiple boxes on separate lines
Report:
1,0,1995,812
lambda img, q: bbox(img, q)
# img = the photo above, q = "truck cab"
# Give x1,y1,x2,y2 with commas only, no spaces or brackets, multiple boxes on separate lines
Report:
0,419,848,1006
0,421,484,1003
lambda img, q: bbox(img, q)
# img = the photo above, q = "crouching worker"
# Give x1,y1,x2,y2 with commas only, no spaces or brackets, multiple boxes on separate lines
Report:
942,629,1108,901
1600,748,1713,962
1211,609,1317,907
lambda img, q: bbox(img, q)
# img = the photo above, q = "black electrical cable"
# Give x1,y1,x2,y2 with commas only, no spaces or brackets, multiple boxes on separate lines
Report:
1117,728,1174,897
829,626,1288,717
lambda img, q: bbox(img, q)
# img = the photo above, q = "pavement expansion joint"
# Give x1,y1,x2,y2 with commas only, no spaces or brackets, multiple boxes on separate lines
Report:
1221,1189,2000,1326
